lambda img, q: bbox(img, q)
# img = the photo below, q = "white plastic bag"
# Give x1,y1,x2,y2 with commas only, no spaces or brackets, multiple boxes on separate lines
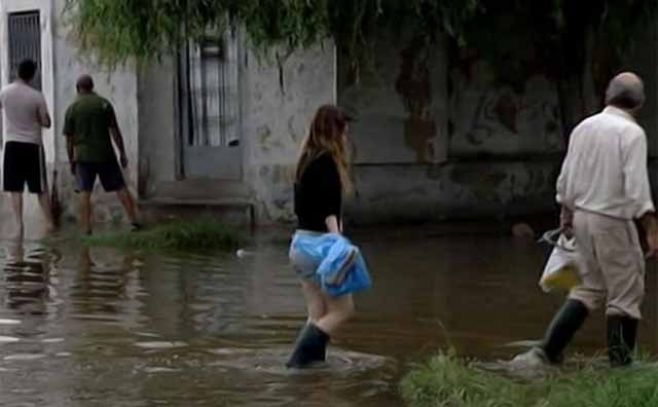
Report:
539,230,582,293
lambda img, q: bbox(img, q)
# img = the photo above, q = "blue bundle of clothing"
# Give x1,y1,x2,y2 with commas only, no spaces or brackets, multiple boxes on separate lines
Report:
289,231,372,297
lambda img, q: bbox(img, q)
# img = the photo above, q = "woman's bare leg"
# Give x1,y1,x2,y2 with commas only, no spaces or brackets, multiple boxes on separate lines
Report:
301,280,327,323
316,293,354,335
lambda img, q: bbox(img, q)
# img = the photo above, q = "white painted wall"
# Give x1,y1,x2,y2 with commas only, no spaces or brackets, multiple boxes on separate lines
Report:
50,0,140,224
0,0,140,237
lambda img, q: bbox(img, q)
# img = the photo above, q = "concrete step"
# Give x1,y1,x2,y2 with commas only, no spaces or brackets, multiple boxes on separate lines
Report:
150,180,251,201
141,180,256,226
139,197,256,227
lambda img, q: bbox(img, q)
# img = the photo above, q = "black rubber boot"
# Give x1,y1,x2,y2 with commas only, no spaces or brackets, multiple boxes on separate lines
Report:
285,323,330,368
540,299,589,363
607,315,638,367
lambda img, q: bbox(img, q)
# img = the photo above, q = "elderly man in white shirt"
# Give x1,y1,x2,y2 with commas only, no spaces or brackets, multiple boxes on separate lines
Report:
513,72,658,368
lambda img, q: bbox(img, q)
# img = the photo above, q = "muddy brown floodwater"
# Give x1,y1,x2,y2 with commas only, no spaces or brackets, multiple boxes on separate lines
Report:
0,226,657,406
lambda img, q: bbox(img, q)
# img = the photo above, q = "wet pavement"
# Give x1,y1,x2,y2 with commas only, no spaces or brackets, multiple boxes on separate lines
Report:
1,226,657,406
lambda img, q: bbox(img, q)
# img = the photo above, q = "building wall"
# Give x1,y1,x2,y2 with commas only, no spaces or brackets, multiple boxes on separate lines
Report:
3,2,657,231
136,58,178,197
339,28,658,224
347,161,559,224
137,42,336,223
0,0,140,238
52,0,139,225
102,18,658,225
241,44,336,222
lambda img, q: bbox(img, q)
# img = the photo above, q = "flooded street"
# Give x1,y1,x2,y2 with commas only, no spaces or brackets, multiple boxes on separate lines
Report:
1,227,658,406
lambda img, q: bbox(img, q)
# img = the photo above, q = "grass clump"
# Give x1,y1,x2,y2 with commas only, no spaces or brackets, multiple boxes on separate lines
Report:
83,218,243,252
401,351,658,407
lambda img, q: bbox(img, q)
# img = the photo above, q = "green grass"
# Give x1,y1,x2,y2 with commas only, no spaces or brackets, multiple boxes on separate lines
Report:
401,350,658,407
83,219,244,252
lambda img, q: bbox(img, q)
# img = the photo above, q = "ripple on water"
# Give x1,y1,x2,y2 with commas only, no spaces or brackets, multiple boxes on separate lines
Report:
134,341,188,350
143,366,181,374
135,332,161,338
0,319,21,325
4,354,45,361
41,338,65,344
206,346,394,376
0,336,20,344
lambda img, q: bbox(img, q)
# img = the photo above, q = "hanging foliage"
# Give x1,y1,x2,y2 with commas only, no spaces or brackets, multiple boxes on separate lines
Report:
66,0,658,133
63,0,483,65
65,0,657,81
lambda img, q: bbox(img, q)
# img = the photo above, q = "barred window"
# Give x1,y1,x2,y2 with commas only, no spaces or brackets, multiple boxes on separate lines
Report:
8,10,42,90
179,31,240,148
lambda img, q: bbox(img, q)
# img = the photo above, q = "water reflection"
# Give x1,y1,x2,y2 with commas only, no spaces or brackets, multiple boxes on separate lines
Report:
71,246,135,319
1,229,655,406
3,239,50,315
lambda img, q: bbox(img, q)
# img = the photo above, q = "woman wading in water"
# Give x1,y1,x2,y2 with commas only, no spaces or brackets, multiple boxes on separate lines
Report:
286,105,355,368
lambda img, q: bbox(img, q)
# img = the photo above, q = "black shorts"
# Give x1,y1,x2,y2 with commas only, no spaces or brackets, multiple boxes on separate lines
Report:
2,141,47,194
75,161,126,192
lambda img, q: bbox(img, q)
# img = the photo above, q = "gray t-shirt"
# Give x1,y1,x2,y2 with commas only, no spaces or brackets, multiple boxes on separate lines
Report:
0,81,50,145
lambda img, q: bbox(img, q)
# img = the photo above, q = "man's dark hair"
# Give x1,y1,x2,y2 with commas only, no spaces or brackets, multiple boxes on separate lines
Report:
76,75,95,93
17,59,37,82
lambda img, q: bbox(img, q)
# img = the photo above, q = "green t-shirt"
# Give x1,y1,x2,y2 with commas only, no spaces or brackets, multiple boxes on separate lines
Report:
63,93,116,163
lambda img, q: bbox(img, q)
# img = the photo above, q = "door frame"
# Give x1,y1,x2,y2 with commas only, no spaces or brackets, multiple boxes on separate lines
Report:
174,30,245,181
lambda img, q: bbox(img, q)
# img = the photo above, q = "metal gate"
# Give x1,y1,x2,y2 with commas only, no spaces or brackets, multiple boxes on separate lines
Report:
178,31,242,180
7,10,42,90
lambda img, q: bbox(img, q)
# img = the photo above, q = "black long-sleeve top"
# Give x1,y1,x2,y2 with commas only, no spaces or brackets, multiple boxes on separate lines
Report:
294,153,342,232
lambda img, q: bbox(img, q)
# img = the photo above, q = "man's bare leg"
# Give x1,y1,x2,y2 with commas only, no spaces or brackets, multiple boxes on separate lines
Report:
116,188,139,226
9,193,24,239
79,191,93,235
38,193,56,233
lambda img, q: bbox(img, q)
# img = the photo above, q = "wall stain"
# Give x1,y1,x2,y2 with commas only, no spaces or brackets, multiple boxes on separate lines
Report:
494,93,518,133
258,126,272,145
288,116,299,142
271,165,296,185
395,36,437,163
450,166,507,202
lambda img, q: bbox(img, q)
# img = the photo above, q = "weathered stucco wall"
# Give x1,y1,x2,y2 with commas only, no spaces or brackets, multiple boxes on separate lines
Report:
337,28,656,224
241,43,336,222
346,161,559,224
448,64,563,156
97,26,658,226
0,0,139,238
340,34,449,165
27,12,657,228
136,58,178,197
52,0,139,225
136,43,335,224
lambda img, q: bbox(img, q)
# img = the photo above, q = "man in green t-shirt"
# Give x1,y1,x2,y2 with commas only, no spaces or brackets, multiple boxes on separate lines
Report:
64,75,140,234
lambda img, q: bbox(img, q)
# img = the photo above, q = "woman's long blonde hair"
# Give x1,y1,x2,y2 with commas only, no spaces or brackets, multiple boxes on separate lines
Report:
296,105,352,193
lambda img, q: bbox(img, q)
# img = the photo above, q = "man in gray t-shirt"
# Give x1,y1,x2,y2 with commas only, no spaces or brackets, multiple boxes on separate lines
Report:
0,59,54,237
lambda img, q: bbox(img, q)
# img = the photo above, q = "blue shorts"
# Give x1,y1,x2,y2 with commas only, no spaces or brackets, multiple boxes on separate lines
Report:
289,230,323,280
75,161,125,192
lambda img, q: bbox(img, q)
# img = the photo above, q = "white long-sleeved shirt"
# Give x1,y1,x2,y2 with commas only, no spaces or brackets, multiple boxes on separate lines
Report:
556,106,655,220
